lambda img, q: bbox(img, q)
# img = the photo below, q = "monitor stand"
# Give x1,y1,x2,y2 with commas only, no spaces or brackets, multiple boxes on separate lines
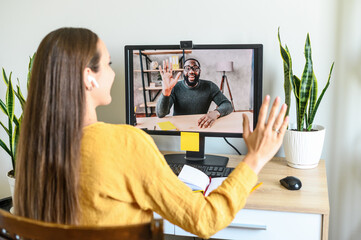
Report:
164,136,229,167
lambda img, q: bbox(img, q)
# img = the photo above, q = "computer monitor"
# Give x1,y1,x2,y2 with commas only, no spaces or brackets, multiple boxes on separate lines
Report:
125,43,263,167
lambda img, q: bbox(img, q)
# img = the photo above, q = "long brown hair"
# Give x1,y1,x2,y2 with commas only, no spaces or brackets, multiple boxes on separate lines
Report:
14,28,100,224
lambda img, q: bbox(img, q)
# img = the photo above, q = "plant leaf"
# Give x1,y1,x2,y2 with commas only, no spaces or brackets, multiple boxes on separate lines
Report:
0,99,8,115
11,124,16,155
2,68,9,86
298,33,313,131
308,62,334,126
293,75,301,100
307,72,318,128
15,83,26,110
0,138,12,156
6,75,15,161
0,121,9,136
27,53,35,90
293,75,301,122
6,75,15,122
8,116,13,161
13,115,19,127
13,120,21,170
278,28,293,117
11,123,18,169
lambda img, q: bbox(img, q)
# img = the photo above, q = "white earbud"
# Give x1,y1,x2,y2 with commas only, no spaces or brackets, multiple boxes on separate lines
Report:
88,76,99,88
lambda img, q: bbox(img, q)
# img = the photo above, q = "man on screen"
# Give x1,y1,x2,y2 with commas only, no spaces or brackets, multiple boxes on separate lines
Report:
156,58,233,128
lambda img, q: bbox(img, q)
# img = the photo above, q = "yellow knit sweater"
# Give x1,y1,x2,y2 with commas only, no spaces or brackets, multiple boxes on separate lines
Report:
79,122,257,239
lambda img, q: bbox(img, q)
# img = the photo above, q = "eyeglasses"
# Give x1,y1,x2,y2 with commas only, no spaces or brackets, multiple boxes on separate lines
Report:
184,65,200,72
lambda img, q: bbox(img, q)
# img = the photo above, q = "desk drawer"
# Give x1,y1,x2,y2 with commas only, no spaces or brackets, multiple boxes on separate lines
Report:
174,209,322,240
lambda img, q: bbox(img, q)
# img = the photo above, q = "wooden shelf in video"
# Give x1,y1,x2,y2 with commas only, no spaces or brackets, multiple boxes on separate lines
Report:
138,86,162,91
140,101,157,108
134,50,192,55
134,69,183,73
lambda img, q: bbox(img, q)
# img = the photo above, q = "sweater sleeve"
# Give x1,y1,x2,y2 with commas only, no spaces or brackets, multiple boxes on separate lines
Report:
156,93,174,118
127,128,257,239
210,82,233,117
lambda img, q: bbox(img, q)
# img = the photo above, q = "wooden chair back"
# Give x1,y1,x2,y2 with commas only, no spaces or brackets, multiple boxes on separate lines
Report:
0,209,163,240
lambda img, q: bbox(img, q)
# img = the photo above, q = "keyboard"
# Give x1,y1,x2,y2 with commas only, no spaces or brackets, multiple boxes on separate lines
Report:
168,163,234,177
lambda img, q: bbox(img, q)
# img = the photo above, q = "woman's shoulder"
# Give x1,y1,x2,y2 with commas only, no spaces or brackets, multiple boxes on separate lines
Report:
83,122,152,142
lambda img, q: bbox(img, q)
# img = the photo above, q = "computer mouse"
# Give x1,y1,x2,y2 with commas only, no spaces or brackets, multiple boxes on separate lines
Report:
280,176,302,190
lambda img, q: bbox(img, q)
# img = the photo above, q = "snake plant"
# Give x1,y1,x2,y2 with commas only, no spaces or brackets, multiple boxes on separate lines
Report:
0,54,35,175
278,28,334,131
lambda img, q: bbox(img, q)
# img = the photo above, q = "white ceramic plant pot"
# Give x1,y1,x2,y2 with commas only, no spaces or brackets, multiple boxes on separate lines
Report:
7,171,15,199
283,124,326,169
7,171,15,214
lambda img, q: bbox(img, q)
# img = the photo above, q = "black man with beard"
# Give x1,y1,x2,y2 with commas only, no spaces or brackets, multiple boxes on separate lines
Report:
156,58,233,128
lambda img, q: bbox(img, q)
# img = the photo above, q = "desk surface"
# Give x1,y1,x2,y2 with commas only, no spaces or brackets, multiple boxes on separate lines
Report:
229,156,329,215
161,152,329,215
136,112,253,133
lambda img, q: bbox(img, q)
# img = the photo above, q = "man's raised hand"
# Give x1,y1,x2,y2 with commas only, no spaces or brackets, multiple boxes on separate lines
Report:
159,60,181,96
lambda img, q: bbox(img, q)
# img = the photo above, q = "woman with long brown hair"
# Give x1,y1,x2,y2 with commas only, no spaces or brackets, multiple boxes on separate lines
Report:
14,27,288,238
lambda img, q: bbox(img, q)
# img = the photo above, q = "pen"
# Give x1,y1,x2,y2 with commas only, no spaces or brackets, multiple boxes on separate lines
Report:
251,182,263,193
193,190,204,194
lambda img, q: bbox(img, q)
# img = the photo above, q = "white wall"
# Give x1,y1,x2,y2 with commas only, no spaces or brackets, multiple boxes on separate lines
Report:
1,0,359,239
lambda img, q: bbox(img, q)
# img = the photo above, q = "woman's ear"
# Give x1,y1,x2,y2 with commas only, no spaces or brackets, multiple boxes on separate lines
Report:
83,67,99,90
83,68,92,90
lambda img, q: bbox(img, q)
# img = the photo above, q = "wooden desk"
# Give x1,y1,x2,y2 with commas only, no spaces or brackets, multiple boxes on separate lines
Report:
136,111,253,133
229,155,329,240
158,153,329,240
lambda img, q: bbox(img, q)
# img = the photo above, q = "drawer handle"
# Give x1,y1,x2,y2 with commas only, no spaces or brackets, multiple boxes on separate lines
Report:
228,223,267,230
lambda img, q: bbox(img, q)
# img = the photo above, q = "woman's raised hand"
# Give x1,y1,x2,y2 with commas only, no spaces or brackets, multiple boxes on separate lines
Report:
242,95,289,174
159,60,181,96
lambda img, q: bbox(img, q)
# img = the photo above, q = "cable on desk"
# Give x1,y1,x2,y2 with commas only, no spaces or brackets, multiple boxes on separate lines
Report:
223,137,242,155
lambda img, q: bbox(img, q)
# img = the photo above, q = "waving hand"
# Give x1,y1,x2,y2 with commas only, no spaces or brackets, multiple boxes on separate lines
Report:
159,60,182,96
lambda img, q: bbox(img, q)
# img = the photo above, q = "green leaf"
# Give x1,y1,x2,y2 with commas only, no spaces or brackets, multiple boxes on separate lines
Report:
15,83,26,110
27,53,35,90
13,122,20,170
298,33,313,131
0,99,8,115
293,75,301,100
6,74,15,122
12,115,22,169
0,121,9,136
6,76,15,161
308,62,334,126
283,45,299,101
11,123,17,166
8,116,13,160
2,68,9,86
293,75,301,124
11,124,16,154
307,72,318,129
13,115,19,127
278,28,294,118
0,138,12,156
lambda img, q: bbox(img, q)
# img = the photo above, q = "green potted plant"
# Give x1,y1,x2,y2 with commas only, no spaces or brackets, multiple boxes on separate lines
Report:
0,54,34,199
278,28,334,169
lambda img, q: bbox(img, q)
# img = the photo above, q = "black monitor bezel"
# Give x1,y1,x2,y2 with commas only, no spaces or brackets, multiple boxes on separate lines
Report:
125,43,263,138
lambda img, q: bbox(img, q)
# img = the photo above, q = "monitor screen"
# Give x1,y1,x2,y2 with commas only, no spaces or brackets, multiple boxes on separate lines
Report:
125,44,263,166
